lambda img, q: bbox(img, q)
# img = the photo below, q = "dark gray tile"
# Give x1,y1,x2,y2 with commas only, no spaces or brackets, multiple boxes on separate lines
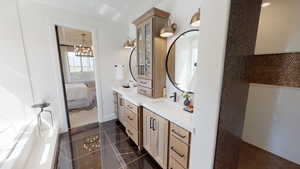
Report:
125,155,162,169
100,119,120,129
60,131,110,160
61,127,104,144
105,130,129,144
57,145,122,169
113,139,146,164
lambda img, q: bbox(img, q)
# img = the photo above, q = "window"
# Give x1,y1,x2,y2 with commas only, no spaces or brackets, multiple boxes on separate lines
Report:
67,52,94,72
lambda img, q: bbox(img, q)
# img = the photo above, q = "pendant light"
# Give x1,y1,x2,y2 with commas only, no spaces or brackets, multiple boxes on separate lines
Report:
74,33,93,57
160,20,177,38
190,9,200,27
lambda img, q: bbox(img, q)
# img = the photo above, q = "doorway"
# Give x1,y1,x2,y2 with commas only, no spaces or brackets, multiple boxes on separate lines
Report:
55,25,98,129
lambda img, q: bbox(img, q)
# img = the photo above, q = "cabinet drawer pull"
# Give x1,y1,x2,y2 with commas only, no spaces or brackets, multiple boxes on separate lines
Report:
171,146,185,158
150,117,153,129
152,118,156,131
127,116,133,121
171,129,186,139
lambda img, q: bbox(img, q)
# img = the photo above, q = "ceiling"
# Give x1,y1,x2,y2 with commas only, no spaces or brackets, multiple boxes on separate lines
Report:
28,0,164,23
57,26,92,46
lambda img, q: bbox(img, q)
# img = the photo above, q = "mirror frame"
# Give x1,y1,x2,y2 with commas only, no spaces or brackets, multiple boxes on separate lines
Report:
129,47,137,82
165,28,199,93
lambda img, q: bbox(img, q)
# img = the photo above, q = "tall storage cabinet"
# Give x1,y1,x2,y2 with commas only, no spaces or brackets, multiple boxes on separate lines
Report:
143,108,169,169
133,8,169,98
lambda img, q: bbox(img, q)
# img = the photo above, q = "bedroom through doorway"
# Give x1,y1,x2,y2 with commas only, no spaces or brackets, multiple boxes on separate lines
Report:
55,25,98,129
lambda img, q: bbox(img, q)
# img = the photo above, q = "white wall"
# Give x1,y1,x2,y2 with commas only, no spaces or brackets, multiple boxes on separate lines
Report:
243,84,300,164
243,0,300,164
18,0,128,132
0,0,35,165
255,0,300,54
190,0,230,169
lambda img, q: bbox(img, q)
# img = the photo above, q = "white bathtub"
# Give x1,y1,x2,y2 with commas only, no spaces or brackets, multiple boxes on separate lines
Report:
0,122,59,169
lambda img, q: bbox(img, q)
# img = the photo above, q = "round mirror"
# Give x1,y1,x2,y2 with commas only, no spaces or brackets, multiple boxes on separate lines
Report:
129,47,138,81
166,29,199,93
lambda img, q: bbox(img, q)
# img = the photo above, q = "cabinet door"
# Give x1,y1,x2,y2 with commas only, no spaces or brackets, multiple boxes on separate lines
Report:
151,113,169,169
144,19,153,80
118,96,126,125
137,24,145,78
143,109,152,153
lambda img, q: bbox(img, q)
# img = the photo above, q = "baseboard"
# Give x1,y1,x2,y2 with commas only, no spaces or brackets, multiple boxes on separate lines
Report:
102,113,117,122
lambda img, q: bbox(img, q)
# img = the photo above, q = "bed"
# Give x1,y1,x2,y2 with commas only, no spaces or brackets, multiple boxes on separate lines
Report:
65,83,96,110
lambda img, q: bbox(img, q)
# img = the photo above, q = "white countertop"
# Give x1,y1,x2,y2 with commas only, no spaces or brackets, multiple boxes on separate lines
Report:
112,86,194,132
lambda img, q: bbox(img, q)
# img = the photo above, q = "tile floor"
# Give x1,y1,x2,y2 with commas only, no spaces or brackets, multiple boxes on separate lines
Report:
238,142,300,169
56,120,162,169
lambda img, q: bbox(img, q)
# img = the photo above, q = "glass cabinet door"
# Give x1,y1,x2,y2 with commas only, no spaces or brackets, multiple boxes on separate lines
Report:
137,26,145,78
144,20,152,80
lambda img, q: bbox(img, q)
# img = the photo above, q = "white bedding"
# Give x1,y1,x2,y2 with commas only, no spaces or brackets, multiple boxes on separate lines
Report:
65,83,89,101
65,83,95,110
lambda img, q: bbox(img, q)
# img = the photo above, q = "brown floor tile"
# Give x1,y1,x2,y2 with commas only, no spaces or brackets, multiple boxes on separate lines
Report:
238,142,300,169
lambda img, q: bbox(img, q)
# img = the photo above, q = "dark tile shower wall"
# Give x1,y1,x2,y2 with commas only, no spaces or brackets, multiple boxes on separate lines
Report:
214,1,262,169
248,52,300,88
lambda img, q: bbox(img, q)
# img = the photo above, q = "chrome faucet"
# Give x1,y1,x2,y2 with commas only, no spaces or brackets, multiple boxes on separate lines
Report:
170,92,177,102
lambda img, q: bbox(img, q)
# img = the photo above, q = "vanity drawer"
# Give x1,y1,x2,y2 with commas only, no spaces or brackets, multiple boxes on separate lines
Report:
169,135,189,168
138,86,152,97
169,157,185,169
126,123,139,145
170,123,190,145
138,79,152,88
125,100,138,114
125,109,138,129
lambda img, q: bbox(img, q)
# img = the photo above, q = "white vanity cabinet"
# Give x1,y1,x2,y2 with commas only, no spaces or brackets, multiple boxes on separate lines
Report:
143,108,169,169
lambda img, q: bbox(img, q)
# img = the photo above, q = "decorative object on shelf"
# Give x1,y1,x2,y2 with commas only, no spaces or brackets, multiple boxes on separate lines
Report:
165,29,199,93
160,20,177,38
182,92,193,113
123,39,135,49
83,135,100,152
190,8,200,27
74,33,94,57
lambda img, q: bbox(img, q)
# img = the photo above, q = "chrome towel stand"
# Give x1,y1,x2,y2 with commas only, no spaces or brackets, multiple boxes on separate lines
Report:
31,102,54,134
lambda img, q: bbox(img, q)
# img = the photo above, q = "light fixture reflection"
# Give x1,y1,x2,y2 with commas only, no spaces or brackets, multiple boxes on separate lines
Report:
190,9,200,27
261,2,271,7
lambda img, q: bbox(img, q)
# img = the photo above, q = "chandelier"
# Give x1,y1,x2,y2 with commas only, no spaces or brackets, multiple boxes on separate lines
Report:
74,33,94,57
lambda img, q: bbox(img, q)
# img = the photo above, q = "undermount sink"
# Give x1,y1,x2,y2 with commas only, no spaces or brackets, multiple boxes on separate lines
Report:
151,99,181,109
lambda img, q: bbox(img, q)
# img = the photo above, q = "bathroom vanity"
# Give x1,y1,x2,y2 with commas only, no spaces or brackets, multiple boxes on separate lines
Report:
113,87,193,169
114,7,199,169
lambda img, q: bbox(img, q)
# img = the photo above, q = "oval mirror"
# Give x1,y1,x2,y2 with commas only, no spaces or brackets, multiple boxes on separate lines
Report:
129,47,138,81
166,29,199,93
